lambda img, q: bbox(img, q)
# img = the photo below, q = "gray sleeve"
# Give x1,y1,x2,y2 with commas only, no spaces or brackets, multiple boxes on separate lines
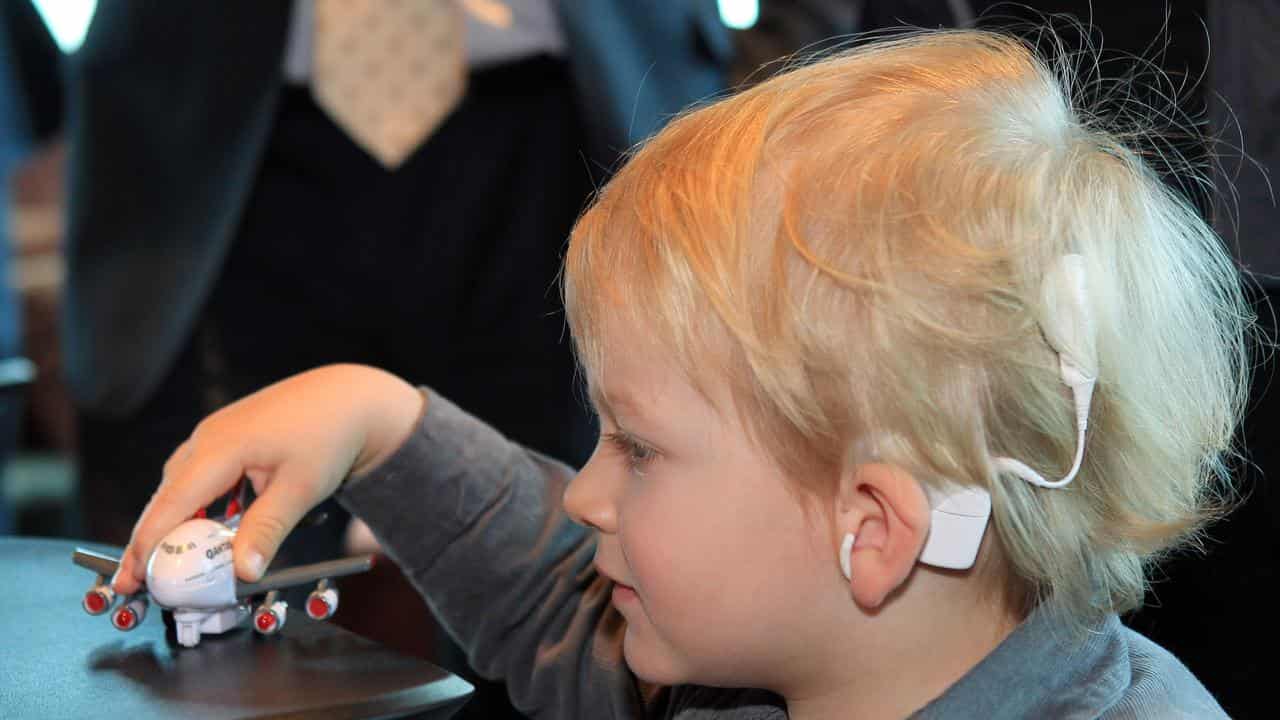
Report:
335,390,650,719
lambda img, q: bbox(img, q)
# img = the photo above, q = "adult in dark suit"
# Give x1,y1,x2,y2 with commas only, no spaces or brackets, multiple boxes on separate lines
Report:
4,2,729,717
53,1,729,548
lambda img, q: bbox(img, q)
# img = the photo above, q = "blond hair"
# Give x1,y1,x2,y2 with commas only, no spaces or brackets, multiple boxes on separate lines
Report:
564,30,1251,625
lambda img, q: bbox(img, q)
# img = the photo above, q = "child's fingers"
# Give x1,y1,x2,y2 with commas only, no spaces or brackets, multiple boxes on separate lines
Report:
232,464,324,582
111,556,142,596
113,446,246,594
112,442,192,594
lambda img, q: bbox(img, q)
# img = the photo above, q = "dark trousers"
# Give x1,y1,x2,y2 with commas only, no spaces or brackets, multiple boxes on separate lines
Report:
77,57,596,720
1123,285,1277,720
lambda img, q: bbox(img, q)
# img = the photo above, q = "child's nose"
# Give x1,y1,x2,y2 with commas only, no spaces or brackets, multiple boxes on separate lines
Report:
564,449,621,534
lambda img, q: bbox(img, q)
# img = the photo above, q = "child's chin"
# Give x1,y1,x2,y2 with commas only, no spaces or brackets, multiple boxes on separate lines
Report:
623,624,687,686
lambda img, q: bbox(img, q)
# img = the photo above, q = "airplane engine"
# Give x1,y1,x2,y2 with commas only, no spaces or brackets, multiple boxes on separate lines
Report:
112,595,148,631
305,581,338,620
82,576,115,616
253,591,287,636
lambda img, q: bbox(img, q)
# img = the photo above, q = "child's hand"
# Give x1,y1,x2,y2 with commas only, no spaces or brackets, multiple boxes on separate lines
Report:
110,364,424,595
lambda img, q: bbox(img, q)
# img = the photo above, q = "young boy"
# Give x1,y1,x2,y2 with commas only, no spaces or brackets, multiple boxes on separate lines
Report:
115,30,1240,718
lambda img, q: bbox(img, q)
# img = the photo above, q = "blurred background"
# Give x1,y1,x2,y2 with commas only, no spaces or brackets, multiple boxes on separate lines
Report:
1,1,1272,718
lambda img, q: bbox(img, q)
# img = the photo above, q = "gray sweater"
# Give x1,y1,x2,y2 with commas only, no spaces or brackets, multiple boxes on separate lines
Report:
337,391,1228,719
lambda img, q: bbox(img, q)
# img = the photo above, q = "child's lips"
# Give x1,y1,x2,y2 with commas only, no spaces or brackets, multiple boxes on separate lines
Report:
612,583,639,606
595,563,638,602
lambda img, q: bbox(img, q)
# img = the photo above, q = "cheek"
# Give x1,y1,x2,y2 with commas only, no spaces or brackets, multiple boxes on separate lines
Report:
618,474,824,684
622,475,733,611
614,482,716,678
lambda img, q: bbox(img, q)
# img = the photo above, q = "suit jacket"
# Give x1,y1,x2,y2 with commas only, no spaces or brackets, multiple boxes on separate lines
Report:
44,1,730,416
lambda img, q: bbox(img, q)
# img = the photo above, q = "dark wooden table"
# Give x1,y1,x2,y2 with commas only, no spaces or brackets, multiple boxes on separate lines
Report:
0,537,473,719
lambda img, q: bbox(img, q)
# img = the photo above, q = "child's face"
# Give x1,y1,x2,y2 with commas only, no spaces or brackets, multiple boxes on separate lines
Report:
565,328,844,690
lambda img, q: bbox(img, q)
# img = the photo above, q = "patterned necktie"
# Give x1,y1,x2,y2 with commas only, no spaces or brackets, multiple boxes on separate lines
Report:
312,0,467,169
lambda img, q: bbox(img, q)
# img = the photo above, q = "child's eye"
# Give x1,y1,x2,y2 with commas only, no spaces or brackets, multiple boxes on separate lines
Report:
603,432,657,474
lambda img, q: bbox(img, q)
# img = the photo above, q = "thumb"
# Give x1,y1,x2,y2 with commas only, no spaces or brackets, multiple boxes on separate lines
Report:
232,466,324,581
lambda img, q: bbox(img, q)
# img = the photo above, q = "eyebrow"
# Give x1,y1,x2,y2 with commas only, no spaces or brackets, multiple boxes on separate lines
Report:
589,384,646,423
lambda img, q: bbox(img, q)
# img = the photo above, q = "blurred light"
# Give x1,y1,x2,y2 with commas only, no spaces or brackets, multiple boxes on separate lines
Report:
30,0,97,54
718,0,758,30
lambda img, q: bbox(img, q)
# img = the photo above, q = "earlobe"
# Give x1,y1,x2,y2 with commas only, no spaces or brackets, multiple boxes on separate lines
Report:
835,463,931,608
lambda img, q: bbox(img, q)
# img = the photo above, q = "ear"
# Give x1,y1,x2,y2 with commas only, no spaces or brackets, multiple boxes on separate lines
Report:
834,463,932,609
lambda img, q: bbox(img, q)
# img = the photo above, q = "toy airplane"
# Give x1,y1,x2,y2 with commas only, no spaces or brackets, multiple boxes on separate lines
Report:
72,481,374,648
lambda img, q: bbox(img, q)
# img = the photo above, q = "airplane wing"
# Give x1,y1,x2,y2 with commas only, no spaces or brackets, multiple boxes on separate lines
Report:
235,554,376,598
72,548,120,578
